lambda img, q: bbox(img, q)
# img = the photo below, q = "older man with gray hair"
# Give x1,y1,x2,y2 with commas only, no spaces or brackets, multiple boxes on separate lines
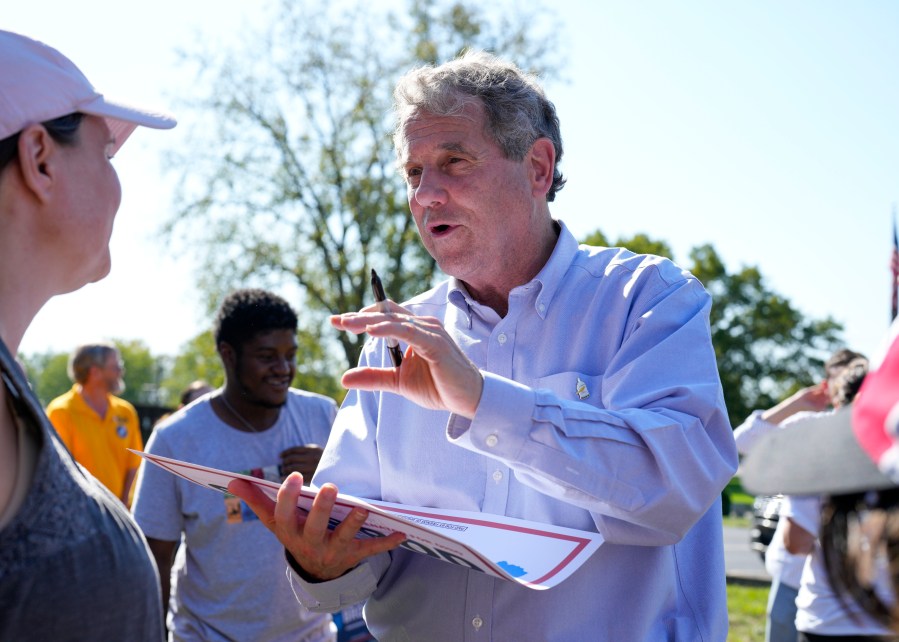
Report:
233,50,738,641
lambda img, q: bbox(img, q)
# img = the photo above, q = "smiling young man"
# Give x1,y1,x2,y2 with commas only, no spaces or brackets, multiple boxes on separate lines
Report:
132,288,338,642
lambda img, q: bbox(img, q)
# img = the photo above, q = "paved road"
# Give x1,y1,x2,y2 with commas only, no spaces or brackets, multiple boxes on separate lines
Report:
724,525,770,581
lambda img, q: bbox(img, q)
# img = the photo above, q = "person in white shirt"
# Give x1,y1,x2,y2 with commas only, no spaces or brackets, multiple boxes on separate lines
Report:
735,350,867,642
744,338,899,640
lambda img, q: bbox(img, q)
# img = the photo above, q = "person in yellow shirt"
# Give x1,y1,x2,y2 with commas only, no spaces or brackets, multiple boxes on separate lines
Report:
46,343,143,506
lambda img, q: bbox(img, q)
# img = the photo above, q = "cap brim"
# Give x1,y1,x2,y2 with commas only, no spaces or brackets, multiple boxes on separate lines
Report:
79,95,176,154
741,405,897,496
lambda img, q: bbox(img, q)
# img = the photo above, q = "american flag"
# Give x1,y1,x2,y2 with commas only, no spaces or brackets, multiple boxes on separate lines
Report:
892,207,899,321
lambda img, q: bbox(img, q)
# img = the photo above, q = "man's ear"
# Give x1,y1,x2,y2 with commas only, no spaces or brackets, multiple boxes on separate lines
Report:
16,124,56,203
218,342,236,370
528,137,556,199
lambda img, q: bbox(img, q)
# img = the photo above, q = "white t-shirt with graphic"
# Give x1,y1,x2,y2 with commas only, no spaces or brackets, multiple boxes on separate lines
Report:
133,390,337,642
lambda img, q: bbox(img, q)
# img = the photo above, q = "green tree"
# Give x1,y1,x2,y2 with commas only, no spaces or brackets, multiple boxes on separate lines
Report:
688,244,841,425
20,350,70,407
113,340,162,406
162,0,563,391
581,229,842,427
583,230,674,259
159,330,222,407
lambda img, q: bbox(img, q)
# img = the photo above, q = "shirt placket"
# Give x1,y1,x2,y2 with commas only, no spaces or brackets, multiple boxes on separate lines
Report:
462,296,524,641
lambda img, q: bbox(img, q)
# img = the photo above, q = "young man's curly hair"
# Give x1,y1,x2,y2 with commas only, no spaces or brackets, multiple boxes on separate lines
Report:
213,289,297,351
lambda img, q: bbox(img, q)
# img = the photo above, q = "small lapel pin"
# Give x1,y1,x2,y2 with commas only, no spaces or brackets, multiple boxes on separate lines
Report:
575,377,590,400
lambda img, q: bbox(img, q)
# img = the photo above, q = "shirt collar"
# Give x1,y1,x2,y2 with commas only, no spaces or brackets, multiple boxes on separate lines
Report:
445,219,579,321
525,219,578,319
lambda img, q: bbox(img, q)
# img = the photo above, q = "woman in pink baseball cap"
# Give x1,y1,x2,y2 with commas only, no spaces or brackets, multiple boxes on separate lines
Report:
0,30,175,640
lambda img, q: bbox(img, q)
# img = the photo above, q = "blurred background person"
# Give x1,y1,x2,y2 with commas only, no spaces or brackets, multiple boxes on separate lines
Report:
46,342,143,506
150,380,216,431
777,358,895,641
179,379,213,407
735,349,867,642
744,330,899,640
0,29,174,640
818,324,899,632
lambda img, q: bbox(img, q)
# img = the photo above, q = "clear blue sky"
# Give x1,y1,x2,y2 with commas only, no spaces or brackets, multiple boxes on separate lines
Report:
8,0,899,364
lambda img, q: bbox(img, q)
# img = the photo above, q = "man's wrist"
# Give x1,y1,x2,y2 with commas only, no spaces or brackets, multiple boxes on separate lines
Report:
284,549,357,583
285,549,327,583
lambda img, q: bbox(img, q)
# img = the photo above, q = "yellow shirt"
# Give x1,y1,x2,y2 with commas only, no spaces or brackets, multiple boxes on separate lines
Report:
46,385,143,502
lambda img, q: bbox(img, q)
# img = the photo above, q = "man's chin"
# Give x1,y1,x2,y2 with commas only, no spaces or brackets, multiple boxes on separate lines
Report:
258,397,288,410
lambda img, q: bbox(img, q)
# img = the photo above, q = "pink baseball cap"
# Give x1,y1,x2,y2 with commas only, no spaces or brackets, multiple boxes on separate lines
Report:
743,322,899,496
0,30,176,154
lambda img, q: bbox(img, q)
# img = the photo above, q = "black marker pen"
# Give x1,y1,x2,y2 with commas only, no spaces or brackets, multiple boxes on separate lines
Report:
370,269,403,367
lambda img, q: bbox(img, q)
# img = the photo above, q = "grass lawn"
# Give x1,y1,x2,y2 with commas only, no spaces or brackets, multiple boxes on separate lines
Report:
727,581,768,641
724,479,768,642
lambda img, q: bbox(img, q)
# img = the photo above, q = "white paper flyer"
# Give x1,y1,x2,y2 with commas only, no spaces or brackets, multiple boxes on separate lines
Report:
133,450,603,590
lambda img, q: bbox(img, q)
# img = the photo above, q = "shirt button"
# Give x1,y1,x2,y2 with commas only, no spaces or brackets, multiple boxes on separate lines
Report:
538,302,546,313
472,616,483,631
497,333,507,344
485,434,498,448
492,470,503,482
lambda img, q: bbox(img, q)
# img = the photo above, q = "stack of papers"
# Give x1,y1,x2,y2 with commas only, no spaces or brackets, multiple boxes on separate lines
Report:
134,451,604,590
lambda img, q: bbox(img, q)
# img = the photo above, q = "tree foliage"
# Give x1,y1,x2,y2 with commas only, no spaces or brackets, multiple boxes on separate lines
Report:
116,340,163,406
158,330,222,406
689,244,842,425
161,0,563,392
584,230,843,427
21,351,70,408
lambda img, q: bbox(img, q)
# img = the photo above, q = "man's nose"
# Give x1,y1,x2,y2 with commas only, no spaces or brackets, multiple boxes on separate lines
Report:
272,357,292,374
412,170,448,209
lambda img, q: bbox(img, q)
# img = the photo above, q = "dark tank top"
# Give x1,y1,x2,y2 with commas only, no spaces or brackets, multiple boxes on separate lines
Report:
0,338,165,641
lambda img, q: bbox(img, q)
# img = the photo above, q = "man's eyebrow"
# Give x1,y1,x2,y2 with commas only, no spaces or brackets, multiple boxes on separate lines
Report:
440,142,468,153
402,141,470,166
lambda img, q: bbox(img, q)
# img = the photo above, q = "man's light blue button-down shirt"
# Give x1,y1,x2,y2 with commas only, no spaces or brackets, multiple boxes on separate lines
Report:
299,221,738,641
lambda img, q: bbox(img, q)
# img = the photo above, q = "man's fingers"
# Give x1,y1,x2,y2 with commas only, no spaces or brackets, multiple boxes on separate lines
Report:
330,508,407,567
340,366,399,391
330,307,421,336
360,530,408,557
301,483,341,541
331,301,411,326
273,473,305,535
332,508,369,547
